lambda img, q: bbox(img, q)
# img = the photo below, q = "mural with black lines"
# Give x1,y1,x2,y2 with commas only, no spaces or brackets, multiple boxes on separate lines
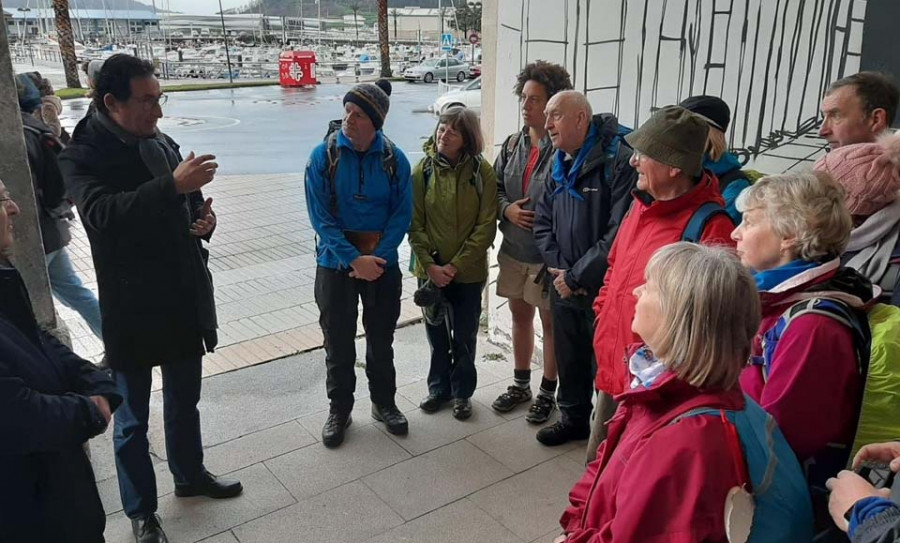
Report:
491,0,877,172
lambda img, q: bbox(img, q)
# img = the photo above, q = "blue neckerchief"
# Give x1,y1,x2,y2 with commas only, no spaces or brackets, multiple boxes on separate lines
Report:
550,122,601,202
629,345,668,389
753,259,820,291
703,151,742,176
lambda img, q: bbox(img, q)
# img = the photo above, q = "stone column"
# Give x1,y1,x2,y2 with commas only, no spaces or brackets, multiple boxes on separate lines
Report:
0,0,59,331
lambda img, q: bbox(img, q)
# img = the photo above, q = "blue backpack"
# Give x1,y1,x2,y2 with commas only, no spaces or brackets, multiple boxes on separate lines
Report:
672,396,814,543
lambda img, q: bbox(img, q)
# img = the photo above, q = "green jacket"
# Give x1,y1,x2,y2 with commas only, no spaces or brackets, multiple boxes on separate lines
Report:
409,137,498,283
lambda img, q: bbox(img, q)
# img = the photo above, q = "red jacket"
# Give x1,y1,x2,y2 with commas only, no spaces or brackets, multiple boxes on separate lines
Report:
592,173,736,395
740,260,872,463
560,369,744,543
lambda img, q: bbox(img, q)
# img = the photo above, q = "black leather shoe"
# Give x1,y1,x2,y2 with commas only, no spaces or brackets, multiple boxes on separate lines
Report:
132,513,168,543
536,420,590,446
372,403,408,435
174,469,243,499
321,411,352,448
419,393,452,413
452,398,473,420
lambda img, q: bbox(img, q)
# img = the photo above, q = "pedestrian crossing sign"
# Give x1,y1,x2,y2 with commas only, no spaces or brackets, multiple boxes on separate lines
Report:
441,33,453,51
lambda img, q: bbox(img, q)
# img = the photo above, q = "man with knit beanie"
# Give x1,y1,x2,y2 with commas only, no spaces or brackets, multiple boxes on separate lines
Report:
305,79,413,448
587,105,736,462
814,132,900,304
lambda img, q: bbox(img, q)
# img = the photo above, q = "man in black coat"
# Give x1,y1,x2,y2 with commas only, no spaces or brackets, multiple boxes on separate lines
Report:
59,54,241,543
0,178,122,543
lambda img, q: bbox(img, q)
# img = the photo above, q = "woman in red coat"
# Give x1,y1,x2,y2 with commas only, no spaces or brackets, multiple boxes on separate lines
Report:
558,243,761,543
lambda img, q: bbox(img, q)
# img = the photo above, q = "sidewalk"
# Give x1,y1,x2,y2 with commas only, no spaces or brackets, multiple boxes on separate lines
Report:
92,322,586,543
59,172,422,391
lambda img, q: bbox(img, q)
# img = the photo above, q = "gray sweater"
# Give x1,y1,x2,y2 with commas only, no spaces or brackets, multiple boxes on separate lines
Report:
494,128,555,264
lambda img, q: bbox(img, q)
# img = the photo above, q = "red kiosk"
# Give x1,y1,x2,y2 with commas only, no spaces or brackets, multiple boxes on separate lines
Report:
279,51,318,87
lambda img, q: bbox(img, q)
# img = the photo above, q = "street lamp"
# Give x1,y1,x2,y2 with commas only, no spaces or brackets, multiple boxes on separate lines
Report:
17,8,34,66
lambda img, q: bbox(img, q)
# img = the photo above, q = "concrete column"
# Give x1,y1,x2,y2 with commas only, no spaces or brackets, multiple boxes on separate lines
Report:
0,0,58,330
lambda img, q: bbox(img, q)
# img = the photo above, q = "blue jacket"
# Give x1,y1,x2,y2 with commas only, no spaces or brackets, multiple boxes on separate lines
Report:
704,151,750,224
305,129,412,270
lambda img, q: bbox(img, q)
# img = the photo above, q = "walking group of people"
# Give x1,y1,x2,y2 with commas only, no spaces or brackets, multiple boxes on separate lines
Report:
2,51,900,543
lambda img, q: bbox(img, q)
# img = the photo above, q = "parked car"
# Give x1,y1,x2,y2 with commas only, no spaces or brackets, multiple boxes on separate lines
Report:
404,58,470,83
469,64,481,79
429,76,482,116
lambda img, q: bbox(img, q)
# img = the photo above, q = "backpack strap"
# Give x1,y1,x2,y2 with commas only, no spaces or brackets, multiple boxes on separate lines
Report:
381,135,399,184
682,201,732,243
754,297,871,382
325,131,340,216
673,407,752,490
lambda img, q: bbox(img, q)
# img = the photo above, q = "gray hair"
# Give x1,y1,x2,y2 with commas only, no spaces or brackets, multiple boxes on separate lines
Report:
645,243,760,390
736,171,852,262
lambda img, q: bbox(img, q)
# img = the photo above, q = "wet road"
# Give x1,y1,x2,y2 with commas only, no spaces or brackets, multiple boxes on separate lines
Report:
61,83,444,175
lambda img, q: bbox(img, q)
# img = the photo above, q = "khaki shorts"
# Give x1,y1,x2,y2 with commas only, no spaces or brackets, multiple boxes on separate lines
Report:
496,252,550,310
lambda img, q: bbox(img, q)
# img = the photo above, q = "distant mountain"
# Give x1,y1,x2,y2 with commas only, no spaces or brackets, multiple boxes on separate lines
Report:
3,0,156,10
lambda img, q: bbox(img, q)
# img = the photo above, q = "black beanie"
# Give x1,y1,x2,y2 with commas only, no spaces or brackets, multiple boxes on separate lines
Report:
343,78,392,130
679,95,731,132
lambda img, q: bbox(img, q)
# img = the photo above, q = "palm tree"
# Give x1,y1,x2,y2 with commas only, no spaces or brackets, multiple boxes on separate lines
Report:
377,0,390,77
52,0,82,88
349,2,361,47
389,8,400,39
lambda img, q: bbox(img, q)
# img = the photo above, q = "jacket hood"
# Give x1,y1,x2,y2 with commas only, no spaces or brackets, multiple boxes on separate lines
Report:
760,259,879,310
21,111,55,136
578,113,624,175
422,134,478,170
703,151,742,176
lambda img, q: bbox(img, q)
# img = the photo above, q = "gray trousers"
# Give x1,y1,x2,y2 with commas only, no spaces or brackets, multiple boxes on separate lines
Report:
584,390,619,464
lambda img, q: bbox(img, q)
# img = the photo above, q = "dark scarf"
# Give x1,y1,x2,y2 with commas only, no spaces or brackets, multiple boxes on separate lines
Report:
96,113,218,340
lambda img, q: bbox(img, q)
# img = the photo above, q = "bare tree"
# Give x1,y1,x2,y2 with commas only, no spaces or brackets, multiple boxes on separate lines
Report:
52,0,82,88
378,0,390,77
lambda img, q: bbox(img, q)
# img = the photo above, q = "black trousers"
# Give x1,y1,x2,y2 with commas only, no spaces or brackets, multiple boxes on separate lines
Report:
422,280,484,400
314,264,402,413
550,288,596,427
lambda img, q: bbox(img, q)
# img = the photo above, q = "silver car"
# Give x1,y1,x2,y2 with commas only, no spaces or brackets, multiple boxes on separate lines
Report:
403,58,471,83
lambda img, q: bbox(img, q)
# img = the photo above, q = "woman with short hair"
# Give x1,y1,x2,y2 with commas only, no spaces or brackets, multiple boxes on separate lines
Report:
408,107,497,420
557,243,810,542
732,171,877,486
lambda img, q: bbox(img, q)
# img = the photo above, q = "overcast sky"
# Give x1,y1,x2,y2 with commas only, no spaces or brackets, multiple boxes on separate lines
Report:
162,0,248,16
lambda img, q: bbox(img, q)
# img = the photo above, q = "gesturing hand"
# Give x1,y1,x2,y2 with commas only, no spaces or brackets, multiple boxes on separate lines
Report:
190,197,216,237
173,151,217,194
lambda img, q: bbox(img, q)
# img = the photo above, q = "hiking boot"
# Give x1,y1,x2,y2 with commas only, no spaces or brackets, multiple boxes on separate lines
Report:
372,403,409,435
491,385,532,413
419,393,452,413
322,412,352,448
452,398,473,420
536,419,589,446
525,394,556,424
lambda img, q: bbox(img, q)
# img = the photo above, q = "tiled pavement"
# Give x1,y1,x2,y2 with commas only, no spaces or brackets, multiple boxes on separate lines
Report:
58,172,422,390
91,323,587,543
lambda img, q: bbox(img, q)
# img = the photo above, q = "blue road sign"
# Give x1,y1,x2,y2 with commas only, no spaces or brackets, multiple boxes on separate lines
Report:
441,33,453,51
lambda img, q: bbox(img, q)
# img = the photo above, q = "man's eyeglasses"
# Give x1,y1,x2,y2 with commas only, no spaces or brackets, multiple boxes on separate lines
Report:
134,94,168,111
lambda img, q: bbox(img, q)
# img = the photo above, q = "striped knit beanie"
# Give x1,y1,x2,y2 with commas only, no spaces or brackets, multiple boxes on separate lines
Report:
343,79,392,130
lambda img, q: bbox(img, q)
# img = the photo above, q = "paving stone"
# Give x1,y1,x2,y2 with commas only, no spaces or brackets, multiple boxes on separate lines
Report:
362,440,513,521
466,417,577,473
232,481,404,543
97,459,175,515
529,529,564,543
265,424,411,501
203,420,318,476
103,463,294,543
198,531,240,543
361,498,522,543
467,457,585,542
380,395,509,456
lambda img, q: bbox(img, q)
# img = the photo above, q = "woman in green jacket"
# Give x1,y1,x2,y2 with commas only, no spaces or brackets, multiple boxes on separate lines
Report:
409,106,498,420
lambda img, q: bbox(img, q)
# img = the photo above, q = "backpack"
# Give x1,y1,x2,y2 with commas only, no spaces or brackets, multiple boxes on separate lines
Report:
421,154,484,196
672,396,815,543
754,298,900,466
681,201,735,243
322,119,400,215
